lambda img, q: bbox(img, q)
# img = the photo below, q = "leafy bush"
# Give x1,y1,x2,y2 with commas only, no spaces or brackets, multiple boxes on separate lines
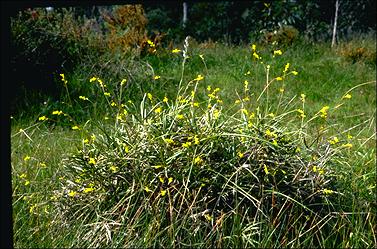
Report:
261,25,300,46
46,39,360,247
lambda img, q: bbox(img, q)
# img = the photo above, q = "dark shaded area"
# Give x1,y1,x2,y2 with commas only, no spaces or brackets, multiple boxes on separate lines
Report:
8,0,377,116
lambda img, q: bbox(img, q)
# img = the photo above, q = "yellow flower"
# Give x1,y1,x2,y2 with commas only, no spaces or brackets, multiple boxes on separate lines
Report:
283,63,290,73
154,75,161,80
245,70,251,75
319,106,330,118
292,71,298,75
213,109,220,119
279,88,285,93
194,156,203,164
147,93,153,101
208,93,216,99
272,140,278,146
163,96,168,103
79,96,89,101
276,76,283,81
204,213,212,221
97,79,105,87
38,116,47,121
192,102,199,107
163,138,174,144
72,126,80,130
194,136,200,145
194,74,204,81
300,93,306,103
342,94,352,99
199,54,204,60
68,191,77,197
20,173,27,178
160,190,167,196
253,52,260,59
312,165,317,172
147,40,155,47
244,80,249,91
89,77,97,82
24,180,30,186
182,141,192,148
104,92,111,97
207,85,211,91
84,187,94,193
176,114,184,120
168,177,173,184
121,79,127,86
24,155,31,161
111,101,117,107
154,107,162,114
52,110,63,115
297,109,306,118
172,48,181,53
237,151,244,158
88,158,96,165
110,165,118,173
251,44,256,51
144,186,152,192
265,129,277,138
329,136,339,145
273,50,282,56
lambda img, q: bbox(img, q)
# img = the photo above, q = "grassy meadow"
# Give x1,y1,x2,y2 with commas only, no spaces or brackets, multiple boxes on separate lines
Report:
11,37,376,248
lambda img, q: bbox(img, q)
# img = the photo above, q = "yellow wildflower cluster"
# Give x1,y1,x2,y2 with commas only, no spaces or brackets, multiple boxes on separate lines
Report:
283,63,290,73
297,109,306,118
52,110,63,115
300,93,306,103
194,74,204,81
79,96,89,101
194,156,203,164
273,50,283,56
60,73,68,85
329,136,339,145
319,106,329,118
312,165,325,174
265,129,278,138
38,116,48,121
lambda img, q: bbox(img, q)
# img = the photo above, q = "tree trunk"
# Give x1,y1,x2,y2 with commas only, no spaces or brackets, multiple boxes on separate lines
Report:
183,2,188,28
331,0,340,48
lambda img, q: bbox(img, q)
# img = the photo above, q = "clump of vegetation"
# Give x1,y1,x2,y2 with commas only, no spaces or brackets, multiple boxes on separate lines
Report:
339,43,376,65
262,25,300,46
37,39,365,247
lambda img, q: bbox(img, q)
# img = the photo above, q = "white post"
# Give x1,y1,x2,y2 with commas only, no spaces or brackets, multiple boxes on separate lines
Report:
183,2,188,28
331,0,340,48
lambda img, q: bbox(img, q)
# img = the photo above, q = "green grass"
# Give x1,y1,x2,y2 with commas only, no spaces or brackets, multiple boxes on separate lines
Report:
11,38,376,248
